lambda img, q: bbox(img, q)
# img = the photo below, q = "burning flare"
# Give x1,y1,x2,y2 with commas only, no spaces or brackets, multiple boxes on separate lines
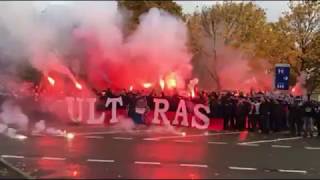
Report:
191,89,195,98
129,85,133,91
159,78,165,91
143,82,152,89
75,82,82,90
188,78,199,98
66,132,75,140
47,76,55,86
166,72,177,89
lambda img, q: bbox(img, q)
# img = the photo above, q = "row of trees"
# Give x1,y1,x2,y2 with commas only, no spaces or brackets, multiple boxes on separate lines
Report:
119,0,320,93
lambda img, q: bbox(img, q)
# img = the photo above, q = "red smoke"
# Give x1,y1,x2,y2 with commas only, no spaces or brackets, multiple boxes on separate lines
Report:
71,8,192,92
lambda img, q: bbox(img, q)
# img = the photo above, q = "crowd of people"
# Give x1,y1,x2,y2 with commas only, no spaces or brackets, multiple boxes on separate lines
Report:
95,88,320,138
1,84,319,138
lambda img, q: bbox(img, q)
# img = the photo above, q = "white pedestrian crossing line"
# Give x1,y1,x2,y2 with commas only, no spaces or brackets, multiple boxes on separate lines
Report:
237,143,260,147
145,131,241,141
241,136,302,144
87,159,115,163
113,137,133,140
1,155,24,159
143,138,160,141
229,166,257,171
179,163,208,168
42,157,66,161
173,140,193,143
271,145,292,148
208,141,228,145
304,146,320,150
134,161,161,165
278,169,307,174
76,130,124,136
85,136,104,139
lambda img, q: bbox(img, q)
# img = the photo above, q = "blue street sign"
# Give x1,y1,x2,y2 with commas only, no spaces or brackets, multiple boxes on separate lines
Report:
275,64,290,90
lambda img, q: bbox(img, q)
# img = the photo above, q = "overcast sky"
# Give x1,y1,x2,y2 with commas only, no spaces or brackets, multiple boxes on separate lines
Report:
176,1,290,22
37,1,290,22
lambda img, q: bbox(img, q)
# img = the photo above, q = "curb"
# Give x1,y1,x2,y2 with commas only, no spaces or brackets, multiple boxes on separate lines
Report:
0,158,34,179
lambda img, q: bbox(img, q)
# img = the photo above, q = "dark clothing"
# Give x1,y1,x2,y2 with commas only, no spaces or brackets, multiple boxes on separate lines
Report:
302,101,315,118
223,100,234,130
288,103,303,136
235,101,249,131
260,101,271,133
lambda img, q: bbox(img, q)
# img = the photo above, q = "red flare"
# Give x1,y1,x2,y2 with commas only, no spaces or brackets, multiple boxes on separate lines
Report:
72,170,78,177
167,78,176,89
143,82,152,89
129,85,133,91
75,82,82,90
159,78,165,91
165,72,177,89
47,76,55,86
191,89,195,98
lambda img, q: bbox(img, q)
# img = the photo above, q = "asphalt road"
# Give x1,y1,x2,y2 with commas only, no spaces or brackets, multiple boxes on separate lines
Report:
1,125,320,179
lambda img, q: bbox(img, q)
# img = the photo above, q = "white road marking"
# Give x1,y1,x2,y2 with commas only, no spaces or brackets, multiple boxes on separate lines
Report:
31,133,46,137
134,161,161,165
42,157,66,161
113,137,133,140
76,130,123,136
180,164,208,168
208,141,228,145
229,166,257,171
237,143,259,147
143,138,160,141
173,140,193,143
241,137,302,145
1,155,24,159
77,129,153,136
305,147,320,150
278,169,307,174
271,145,292,148
87,159,115,163
145,131,241,141
85,136,104,139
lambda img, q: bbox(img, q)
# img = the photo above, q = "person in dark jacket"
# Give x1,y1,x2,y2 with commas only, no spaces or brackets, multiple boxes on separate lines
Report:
235,98,249,131
248,99,256,132
288,100,303,136
260,97,271,134
302,97,315,137
223,98,234,130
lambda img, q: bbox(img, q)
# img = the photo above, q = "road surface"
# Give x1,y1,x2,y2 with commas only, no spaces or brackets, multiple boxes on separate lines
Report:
0,125,320,179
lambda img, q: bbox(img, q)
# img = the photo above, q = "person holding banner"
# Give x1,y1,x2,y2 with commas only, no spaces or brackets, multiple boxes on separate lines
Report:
132,95,150,126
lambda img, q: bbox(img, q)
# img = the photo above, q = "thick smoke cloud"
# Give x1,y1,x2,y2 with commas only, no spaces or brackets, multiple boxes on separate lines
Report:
193,28,272,92
0,2,192,93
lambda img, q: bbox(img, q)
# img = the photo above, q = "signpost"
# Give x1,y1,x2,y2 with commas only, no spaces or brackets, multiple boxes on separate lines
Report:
274,64,290,90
